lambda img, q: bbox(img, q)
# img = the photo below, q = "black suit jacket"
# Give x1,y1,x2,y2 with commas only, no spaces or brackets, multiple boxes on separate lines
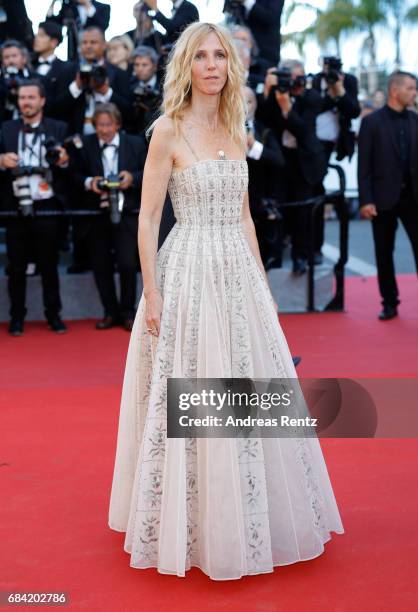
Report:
52,61,130,134
244,0,284,66
154,0,199,45
0,0,34,49
257,87,327,185
312,72,360,160
33,58,68,117
47,0,110,32
0,117,69,212
247,120,284,215
358,107,418,210
72,131,146,214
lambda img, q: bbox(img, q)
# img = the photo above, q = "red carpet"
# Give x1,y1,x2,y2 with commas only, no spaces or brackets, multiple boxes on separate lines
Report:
1,275,417,611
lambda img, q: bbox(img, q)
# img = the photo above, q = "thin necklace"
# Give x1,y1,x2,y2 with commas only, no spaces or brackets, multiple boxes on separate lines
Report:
184,117,227,160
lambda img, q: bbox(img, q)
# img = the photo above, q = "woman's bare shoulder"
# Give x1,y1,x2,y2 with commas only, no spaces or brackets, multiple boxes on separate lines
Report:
152,115,176,138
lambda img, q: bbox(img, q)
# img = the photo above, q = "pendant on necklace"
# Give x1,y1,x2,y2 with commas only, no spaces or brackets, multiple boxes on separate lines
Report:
218,150,226,160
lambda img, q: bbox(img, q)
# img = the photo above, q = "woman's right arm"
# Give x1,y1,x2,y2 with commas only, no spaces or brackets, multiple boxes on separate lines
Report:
138,116,175,334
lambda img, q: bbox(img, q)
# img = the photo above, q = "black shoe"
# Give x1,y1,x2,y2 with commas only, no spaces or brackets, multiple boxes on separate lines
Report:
313,251,323,266
292,356,302,367
9,318,24,336
292,258,307,276
47,316,67,333
122,319,134,332
95,316,120,330
378,305,398,321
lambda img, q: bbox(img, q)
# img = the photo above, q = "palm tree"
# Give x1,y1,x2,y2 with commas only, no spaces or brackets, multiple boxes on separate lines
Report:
382,0,418,67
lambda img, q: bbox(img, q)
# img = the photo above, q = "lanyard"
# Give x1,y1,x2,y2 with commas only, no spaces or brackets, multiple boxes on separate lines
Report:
102,145,119,177
19,129,44,167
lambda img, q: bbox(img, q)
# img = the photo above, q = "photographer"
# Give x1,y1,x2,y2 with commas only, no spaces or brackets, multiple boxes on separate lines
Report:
47,0,110,33
224,0,283,66
53,26,130,134
72,103,146,331
312,57,360,263
0,40,34,122
125,2,165,53
128,45,162,134
141,0,199,46
0,80,69,336
257,59,326,275
245,86,285,270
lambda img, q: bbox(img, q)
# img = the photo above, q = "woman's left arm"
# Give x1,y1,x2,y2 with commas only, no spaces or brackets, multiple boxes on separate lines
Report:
241,190,279,312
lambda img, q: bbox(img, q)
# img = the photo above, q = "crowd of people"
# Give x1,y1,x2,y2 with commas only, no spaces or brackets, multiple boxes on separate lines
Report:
0,0,416,335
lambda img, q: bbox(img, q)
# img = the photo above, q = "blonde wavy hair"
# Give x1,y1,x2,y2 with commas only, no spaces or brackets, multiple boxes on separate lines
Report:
146,22,247,148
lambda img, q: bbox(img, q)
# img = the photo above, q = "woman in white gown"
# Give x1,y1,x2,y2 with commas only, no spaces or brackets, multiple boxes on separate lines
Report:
108,22,344,581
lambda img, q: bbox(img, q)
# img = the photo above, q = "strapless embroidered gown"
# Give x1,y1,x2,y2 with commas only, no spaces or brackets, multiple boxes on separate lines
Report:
108,159,344,580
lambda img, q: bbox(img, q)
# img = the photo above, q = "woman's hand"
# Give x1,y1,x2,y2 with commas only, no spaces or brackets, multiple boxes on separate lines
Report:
145,288,163,337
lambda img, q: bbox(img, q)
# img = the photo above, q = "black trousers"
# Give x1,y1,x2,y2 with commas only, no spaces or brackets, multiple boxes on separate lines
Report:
371,190,418,307
313,140,335,252
82,213,139,320
6,216,62,320
277,149,313,261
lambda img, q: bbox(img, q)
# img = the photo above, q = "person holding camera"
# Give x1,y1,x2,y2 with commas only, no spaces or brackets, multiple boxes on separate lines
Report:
0,80,69,336
125,2,165,52
141,0,199,46
47,0,110,33
257,59,326,275
224,0,283,66
0,40,35,123
358,71,418,321
53,26,130,135
72,103,146,331
128,45,162,134
312,56,360,263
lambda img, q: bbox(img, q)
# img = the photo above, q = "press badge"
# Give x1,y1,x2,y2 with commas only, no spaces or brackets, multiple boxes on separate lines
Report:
33,176,53,200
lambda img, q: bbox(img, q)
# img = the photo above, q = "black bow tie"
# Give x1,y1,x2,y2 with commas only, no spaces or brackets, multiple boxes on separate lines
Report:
22,124,40,134
100,143,117,151
39,58,53,65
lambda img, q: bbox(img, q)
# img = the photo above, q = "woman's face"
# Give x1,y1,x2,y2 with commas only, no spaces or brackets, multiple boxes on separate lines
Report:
190,32,228,96
107,41,129,66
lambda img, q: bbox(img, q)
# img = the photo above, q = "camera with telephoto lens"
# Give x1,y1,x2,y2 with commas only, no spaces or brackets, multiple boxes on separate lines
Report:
44,134,83,166
1,66,30,106
132,82,160,113
322,56,343,86
79,62,108,90
270,68,306,94
11,165,47,217
97,173,123,224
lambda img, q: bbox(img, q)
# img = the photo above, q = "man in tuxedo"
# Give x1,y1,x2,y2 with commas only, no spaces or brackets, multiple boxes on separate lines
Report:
142,0,199,45
125,2,165,53
52,26,130,135
32,21,66,114
228,0,283,66
47,0,110,33
257,60,326,275
128,45,162,134
0,80,69,335
358,71,418,320
245,86,284,269
72,103,146,331
0,39,35,122
312,56,360,263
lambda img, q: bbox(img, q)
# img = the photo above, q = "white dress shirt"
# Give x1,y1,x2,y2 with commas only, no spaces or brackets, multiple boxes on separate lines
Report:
85,132,120,201
18,123,54,200
35,54,56,76
77,2,96,25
